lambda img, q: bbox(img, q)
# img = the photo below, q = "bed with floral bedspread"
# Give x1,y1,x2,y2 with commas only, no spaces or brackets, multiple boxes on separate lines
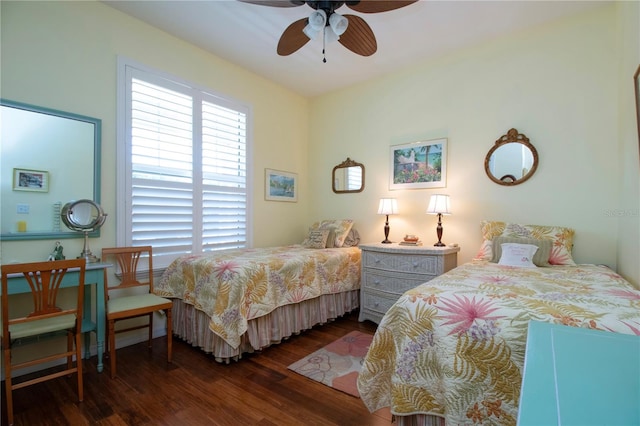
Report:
357,260,640,426
155,244,361,360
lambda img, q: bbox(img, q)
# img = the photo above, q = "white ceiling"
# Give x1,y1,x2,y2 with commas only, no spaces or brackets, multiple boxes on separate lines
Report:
103,0,607,98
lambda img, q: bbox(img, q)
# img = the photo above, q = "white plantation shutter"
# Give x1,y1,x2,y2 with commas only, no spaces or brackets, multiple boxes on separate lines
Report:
347,166,362,190
118,59,251,269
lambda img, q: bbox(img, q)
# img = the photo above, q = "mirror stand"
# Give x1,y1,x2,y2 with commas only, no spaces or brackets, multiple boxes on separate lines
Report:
61,199,107,263
79,230,100,263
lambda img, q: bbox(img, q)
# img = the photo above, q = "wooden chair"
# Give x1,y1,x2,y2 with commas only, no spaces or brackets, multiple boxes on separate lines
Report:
1,258,86,426
101,246,173,378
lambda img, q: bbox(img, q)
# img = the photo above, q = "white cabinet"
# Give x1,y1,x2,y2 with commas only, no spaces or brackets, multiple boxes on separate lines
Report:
358,243,459,324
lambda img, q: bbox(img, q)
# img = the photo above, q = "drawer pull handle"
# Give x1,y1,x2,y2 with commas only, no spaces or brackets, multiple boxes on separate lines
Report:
374,259,381,264
374,302,379,307
374,280,380,285
412,261,419,267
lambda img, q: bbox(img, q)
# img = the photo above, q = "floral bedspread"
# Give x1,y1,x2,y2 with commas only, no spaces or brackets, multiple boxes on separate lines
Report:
155,245,361,348
357,261,640,425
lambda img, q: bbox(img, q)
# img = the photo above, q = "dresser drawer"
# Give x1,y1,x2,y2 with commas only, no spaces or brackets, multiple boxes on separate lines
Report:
362,269,434,295
361,291,399,315
358,243,459,324
363,250,441,275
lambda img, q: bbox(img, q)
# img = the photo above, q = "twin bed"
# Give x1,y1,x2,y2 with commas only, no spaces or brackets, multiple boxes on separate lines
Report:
154,219,639,425
154,219,361,362
357,221,640,425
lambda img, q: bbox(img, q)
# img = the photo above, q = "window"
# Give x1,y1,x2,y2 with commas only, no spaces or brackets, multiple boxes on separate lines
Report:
347,166,362,191
117,58,252,269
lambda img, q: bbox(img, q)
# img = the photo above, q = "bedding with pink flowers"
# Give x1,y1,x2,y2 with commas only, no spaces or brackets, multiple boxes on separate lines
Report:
155,245,361,349
357,260,640,425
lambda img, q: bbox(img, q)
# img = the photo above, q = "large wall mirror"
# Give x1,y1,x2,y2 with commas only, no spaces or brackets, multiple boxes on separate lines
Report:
332,157,365,193
1,99,101,241
484,128,538,186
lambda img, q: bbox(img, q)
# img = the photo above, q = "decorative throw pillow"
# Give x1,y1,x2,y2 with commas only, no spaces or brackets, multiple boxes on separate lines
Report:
474,221,507,261
475,220,576,266
341,228,361,247
497,243,538,268
328,219,354,247
307,219,354,248
302,229,330,249
307,222,334,248
491,236,552,267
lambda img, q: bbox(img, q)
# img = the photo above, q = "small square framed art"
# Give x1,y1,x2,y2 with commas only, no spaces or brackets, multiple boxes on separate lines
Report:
265,168,297,202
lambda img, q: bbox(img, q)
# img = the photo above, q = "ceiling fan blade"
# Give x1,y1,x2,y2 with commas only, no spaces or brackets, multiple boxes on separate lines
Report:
277,18,311,56
237,0,304,7
338,15,376,56
346,0,418,14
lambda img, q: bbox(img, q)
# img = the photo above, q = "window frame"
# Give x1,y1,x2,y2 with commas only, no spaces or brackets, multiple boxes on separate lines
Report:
116,56,253,269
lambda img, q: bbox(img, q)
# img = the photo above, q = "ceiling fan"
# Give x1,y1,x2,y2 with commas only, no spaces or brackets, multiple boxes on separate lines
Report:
239,1,418,59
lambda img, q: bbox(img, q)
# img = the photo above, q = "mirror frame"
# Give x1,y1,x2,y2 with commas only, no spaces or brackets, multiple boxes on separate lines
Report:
61,199,107,231
332,157,365,193
1,99,102,241
484,128,538,186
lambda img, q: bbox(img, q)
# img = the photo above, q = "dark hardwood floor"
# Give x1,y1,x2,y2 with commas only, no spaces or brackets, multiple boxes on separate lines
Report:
2,311,392,426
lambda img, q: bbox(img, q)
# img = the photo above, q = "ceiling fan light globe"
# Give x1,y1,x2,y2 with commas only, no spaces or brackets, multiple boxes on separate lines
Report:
329,13,348,36
307,9,327,31
324,28,340,44
303,24,321,40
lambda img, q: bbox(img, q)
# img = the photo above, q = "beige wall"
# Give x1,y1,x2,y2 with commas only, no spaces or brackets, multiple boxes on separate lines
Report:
0,0,310,265
615,0,640,287
309,3,639,287
0,0,311,375
1,0,638,377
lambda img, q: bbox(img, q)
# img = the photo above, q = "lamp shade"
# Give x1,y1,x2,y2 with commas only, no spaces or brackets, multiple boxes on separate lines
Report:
378,198,398,215
303,9,327,40
324,28,340,44
329,13,348,36
426,194,451,215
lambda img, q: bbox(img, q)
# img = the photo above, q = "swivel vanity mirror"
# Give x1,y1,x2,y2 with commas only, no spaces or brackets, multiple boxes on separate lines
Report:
332,158,365,193
61,199,107,263
485,128,538,186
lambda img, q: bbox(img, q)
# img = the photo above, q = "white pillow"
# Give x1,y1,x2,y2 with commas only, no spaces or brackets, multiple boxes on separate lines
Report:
497,243,538,268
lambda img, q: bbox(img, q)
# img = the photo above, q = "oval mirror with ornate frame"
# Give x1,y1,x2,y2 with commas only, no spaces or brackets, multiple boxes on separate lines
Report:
332,158,365,193
485,128,538,186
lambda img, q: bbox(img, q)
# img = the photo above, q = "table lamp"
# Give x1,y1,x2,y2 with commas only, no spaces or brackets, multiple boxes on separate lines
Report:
378,198,398,244
426,194,451,247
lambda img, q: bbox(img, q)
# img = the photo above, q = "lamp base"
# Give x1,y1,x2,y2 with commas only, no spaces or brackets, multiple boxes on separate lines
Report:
381,239,392,244
433,242,445,247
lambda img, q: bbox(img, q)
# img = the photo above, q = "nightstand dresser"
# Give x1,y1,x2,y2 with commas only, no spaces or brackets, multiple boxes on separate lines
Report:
358,243,459,324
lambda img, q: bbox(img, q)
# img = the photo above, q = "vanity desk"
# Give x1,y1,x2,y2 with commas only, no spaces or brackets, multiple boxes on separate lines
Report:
358,243,459,324
4,262,110,373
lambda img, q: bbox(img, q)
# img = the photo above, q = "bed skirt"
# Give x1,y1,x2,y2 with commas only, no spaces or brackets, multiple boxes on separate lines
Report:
171,289,360,363
394,415,445,426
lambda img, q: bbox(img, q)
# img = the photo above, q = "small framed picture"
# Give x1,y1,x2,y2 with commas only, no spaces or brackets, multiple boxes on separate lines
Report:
389,138,447,190
13,168,49,192
265,168,298,202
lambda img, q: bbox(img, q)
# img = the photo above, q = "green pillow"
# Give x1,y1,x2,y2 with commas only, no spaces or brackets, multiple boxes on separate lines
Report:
491,236,552,267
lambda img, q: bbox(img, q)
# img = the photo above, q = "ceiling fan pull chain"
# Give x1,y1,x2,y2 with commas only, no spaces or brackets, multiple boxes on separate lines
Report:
322,27,327,63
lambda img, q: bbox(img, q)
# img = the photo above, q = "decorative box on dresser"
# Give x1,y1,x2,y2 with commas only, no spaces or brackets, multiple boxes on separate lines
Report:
358,243,460,324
